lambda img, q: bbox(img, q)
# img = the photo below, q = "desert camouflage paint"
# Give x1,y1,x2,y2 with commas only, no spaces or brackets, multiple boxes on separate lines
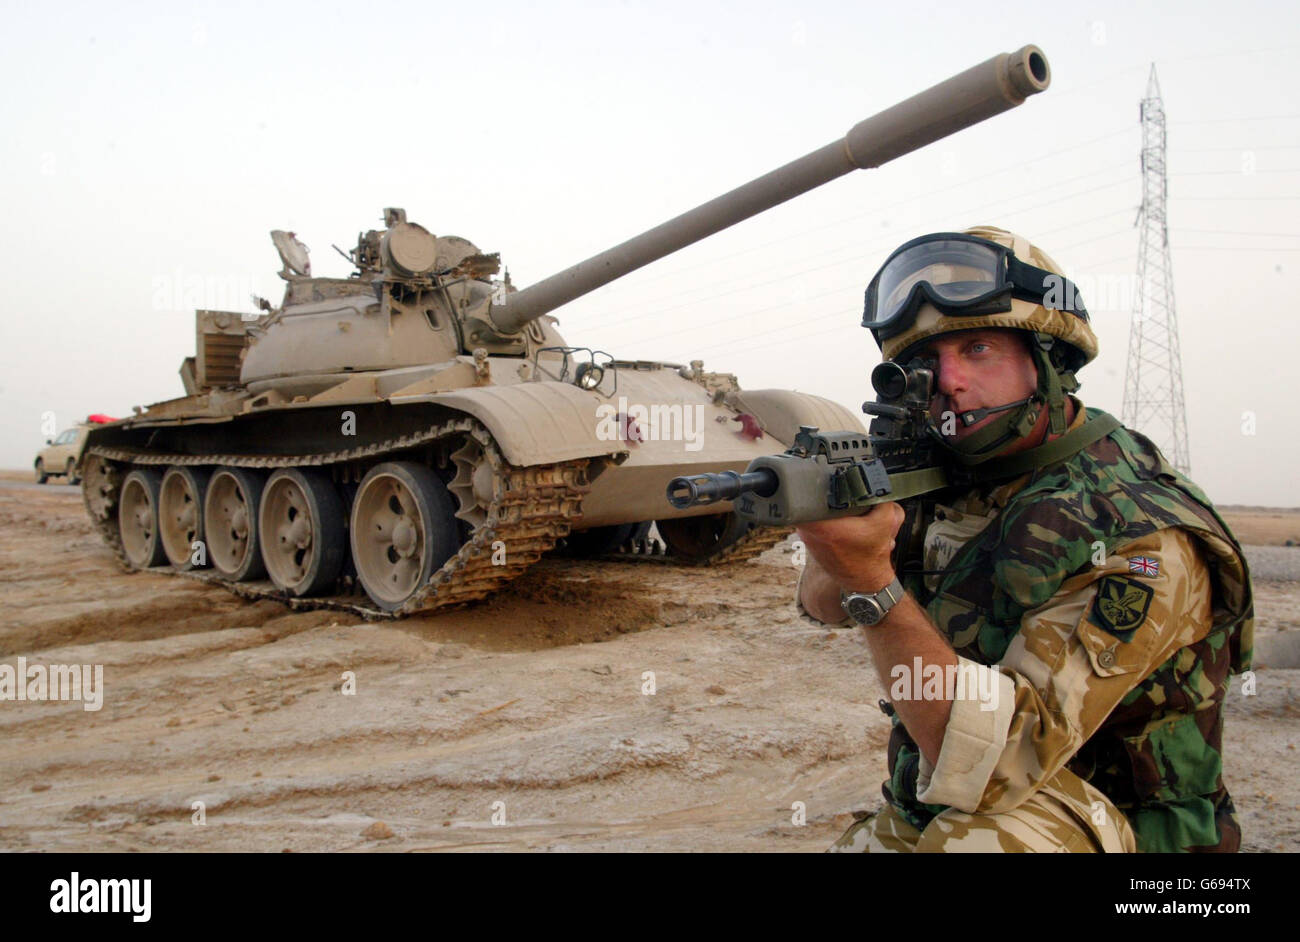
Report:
832,765,1136,852
882,406,1253,853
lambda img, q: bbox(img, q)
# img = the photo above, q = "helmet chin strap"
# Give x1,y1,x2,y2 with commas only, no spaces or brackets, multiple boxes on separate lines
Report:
930,334,1077,467
934,394,1042,466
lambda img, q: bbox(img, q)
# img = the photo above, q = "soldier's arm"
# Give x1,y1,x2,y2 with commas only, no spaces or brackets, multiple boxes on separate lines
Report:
912,526,1214,814
797,506,960,764
796,554,853,626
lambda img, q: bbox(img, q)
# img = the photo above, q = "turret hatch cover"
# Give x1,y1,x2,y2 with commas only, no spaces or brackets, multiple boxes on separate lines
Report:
382,222,438,276
270,230,312,276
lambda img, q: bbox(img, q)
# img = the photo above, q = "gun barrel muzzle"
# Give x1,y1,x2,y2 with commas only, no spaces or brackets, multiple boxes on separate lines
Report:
490,45,1050,334
666,468,779,510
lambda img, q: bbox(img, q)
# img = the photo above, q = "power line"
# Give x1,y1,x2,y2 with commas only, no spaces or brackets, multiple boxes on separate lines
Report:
587,162,1135,330
1053,229,1135,253
564,126,1138,302
1171,113,1300,124
996,178,1135,221
1175,144,1300,152
683,228,1165,360
607,186,1139,348
712,229,1295,361
1174,228,1300,237
641,221,1139,356
614,281,856,347
1034,208,1133,238
1172,195,1300,200
1171,245,1300,251
1158,43,1300,65
1172,168,1300,175
1076,252,1138,272
605,207,1299,356
1046,65,1148,100
698,318,859,360
583,102,1300,356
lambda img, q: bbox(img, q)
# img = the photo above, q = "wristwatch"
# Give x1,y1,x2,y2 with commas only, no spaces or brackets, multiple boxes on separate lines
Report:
841,577,905,626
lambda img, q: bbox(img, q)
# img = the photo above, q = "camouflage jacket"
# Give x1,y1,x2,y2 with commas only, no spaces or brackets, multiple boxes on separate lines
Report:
885,404,1254,853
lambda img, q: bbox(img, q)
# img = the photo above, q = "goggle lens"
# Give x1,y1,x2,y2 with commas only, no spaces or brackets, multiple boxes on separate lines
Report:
866,238,1008,333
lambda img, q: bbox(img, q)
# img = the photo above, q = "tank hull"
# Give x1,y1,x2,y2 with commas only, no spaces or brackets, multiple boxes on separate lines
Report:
83,360,863,617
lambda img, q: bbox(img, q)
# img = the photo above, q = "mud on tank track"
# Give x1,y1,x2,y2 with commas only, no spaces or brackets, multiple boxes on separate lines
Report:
82,417,790,619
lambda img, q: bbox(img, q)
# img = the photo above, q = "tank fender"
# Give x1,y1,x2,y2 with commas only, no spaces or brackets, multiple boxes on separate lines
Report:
727,389,866,446
394,382,630,466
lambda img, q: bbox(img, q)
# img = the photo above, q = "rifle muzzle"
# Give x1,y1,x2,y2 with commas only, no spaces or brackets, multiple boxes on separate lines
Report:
666,468,780,510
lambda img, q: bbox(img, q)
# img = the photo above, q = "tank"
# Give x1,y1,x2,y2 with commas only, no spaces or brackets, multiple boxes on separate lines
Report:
80,46,1051,617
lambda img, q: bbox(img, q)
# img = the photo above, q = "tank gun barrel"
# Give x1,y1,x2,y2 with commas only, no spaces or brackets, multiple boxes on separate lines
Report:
488,45,1050,335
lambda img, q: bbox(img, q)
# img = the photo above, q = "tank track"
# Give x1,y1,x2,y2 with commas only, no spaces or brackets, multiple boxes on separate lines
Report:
82,418,590,620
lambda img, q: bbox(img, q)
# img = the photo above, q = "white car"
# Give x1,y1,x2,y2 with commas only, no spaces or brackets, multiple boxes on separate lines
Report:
34,425,90,484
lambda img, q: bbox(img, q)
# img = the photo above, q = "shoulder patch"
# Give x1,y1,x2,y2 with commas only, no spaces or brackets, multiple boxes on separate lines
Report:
1089,576,1154,641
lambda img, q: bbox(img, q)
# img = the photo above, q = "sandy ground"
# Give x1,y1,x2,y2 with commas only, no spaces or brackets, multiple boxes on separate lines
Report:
1217,506,1300,547
0,474,1296,853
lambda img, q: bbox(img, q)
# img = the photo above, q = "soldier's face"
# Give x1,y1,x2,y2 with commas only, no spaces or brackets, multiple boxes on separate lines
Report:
913,328,1039,441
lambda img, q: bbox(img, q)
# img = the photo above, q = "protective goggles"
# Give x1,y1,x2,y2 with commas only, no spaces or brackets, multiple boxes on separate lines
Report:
862,233,1089,342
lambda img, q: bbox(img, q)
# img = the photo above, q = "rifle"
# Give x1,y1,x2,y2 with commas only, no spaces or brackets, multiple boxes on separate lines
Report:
665,361,953,526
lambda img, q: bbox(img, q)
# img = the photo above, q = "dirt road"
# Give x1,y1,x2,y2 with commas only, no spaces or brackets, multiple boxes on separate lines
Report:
1,480,1296,852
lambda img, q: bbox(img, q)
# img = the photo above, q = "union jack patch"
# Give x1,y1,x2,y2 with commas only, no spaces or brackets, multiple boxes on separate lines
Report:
1128,556,1159,577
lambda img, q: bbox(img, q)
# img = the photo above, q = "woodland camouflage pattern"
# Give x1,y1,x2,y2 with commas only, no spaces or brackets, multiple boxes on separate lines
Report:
881,405,1253,853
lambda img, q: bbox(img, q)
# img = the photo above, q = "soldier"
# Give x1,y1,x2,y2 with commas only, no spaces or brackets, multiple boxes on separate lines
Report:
797,227,1253,853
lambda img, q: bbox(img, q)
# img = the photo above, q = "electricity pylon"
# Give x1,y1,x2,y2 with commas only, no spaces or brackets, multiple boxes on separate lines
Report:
1123,64,1191,474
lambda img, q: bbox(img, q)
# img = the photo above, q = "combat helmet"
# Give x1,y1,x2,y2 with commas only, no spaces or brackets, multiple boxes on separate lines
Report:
862,225,1099,464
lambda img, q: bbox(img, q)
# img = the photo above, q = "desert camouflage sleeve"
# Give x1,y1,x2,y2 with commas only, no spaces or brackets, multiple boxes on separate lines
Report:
914,526,1214,813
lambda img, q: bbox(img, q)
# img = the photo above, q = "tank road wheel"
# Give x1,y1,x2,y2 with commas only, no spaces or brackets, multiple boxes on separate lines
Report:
204,468,267,581
655,511,755,564
35,459,48,485
65,459,81,485
159,466,211,570
259,469,346,597
350,462,460,612
118,469,168,569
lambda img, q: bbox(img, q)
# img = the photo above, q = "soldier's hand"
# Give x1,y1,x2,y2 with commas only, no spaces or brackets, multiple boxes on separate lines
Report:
796,502,904,594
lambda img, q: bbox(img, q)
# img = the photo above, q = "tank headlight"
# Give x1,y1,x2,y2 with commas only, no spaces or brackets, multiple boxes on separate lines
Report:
576,362,604,390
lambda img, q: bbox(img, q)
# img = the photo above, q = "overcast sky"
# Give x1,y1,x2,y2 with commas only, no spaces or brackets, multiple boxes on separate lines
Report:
2,1,1297,505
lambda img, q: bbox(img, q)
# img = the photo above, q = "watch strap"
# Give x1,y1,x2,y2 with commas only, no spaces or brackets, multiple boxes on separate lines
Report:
842,576,905,625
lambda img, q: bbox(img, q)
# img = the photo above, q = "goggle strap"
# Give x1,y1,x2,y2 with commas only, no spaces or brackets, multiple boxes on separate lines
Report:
1008,257,1089,321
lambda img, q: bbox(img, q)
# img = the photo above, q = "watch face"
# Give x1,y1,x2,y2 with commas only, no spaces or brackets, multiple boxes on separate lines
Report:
846,595,885,625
